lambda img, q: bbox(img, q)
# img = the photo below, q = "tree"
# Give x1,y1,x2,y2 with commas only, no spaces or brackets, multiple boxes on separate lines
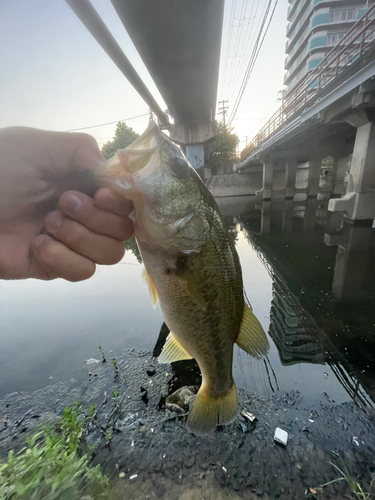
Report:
101,121,139,159
212,121,238,160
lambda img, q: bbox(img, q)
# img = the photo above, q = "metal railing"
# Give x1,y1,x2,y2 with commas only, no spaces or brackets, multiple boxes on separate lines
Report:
240,4,375,161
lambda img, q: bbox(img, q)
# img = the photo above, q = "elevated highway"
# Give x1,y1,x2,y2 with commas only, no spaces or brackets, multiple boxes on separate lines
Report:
65,0,224,169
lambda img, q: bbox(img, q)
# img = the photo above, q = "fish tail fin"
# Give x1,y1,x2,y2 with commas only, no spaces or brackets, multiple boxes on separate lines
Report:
187,383,238,435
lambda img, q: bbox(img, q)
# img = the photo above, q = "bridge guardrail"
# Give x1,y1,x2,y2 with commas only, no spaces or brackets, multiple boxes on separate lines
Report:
240,4,375,161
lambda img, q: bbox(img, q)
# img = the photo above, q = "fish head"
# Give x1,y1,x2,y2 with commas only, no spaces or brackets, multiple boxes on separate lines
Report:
96,121,208,252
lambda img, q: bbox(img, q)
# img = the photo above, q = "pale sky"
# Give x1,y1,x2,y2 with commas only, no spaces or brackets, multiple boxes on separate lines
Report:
0,0,288,149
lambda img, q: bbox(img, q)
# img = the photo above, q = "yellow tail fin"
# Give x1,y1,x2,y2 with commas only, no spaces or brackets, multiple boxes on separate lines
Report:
187,384,238,435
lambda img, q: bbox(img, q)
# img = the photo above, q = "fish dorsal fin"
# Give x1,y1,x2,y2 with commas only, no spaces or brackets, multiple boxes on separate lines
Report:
176,266,206,311
236,303,269,358
141,268,159,308
158,333,193,364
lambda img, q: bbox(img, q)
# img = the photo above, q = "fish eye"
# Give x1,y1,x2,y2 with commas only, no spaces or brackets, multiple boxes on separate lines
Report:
170,157,190,179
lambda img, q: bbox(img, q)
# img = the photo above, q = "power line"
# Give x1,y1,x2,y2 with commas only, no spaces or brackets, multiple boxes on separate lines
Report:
64,113,149,132
228,0,278,123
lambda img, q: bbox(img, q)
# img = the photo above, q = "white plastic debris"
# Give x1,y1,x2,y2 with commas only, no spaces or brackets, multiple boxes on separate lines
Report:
222,466,227,472
241,410,257,423
129,474,138,480
274,427,288,447
85,358,100,365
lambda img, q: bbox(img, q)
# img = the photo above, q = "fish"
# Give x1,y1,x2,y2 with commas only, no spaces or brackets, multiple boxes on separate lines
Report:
95,121,269,434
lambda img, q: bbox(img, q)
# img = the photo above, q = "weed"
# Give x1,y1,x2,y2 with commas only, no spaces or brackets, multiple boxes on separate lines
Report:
111,358,120,379
312,461,374,499
0,403,111,500
329,462,374,500
98,346,106,363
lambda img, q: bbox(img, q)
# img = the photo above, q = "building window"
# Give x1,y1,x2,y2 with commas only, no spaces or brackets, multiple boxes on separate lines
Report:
329,9,358,23
327,33,345,45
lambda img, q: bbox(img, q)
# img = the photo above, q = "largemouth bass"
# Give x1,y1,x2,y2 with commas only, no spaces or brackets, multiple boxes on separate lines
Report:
96,121,268,434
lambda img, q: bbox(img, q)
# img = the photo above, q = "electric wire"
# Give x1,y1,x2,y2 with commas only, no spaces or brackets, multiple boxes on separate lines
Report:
64,113,149,132
228,0,279,123
226,0,263,104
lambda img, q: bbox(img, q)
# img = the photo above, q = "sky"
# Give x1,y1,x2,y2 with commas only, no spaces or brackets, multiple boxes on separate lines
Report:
0,0,289,150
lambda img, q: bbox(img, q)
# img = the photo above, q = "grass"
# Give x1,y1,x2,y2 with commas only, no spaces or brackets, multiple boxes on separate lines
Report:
0,403,112,500
311,461,374,499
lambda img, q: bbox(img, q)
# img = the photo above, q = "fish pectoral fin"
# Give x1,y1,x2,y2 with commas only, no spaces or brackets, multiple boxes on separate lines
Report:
158,333,193,364
141,268,159,308
236,303,269,358
187,384,238,435
176,267,206,311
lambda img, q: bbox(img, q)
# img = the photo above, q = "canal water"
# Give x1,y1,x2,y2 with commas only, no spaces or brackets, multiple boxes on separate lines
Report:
1,196,374,410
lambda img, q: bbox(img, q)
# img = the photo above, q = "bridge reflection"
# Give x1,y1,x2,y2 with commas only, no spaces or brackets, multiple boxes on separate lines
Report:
221,195,375,407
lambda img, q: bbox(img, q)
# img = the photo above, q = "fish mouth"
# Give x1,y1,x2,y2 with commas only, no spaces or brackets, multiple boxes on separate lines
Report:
95,121,166,197
96,121,165,177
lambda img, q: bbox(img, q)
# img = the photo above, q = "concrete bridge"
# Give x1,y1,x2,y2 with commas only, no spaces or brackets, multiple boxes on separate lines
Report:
65,0,224,171
237,6,375,224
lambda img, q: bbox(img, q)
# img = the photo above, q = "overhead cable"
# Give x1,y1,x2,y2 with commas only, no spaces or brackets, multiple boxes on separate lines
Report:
65,113,149,132
228,0,278,123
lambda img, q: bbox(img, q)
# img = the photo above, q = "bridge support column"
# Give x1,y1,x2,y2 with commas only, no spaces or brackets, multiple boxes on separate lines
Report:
331,157,348,195
303,199,318,231
308,158,322,196
256,160,273,200
260,201,272,234
329,122,375,222
285,161,297,198
282,200,294,233
331,226,371,301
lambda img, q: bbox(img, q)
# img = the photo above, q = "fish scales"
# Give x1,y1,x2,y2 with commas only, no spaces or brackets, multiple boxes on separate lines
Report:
139,200,243,395
95,121,269,434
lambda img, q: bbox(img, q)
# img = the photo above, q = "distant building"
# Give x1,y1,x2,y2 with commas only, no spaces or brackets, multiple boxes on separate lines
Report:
284,0,373,91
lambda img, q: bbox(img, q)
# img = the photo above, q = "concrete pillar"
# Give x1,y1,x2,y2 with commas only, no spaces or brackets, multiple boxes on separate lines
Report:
308,158,322,196
331,226,371,301
329,122,375,221
285,161,297,198
260,201,272,234
256,161,274,199
282,200,294,233
331,157,348,195
303,199,318,231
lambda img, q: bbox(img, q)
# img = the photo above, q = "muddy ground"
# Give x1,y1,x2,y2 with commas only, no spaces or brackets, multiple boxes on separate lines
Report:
0,349,374,499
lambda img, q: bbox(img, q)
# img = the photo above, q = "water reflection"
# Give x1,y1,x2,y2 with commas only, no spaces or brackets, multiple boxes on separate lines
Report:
1,195,374,409
228,195,375,407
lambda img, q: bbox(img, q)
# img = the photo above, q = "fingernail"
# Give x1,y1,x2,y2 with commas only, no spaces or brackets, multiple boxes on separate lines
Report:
63,193,83,212
45,211,62,234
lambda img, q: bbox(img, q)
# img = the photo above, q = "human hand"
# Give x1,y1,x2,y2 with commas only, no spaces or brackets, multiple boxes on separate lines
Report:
0,127,134,281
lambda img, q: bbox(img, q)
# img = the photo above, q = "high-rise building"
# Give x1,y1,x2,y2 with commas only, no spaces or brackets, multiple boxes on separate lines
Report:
284,1,373,91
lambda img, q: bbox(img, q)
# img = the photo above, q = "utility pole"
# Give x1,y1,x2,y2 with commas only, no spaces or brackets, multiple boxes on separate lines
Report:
218,100,229,128
244,135,248,147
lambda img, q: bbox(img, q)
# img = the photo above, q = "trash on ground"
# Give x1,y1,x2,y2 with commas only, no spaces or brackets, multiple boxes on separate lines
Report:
274,427,288,447
241,410,257,423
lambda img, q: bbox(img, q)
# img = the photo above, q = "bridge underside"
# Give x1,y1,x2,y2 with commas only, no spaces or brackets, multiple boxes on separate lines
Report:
236,67,375,222
112,0,223,138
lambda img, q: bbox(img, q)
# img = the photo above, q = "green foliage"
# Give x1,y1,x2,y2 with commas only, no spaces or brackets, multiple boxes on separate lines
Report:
313,461,374,499
124,236,142,263
0,403,111,500
212,121,238,160
101,121,139,160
